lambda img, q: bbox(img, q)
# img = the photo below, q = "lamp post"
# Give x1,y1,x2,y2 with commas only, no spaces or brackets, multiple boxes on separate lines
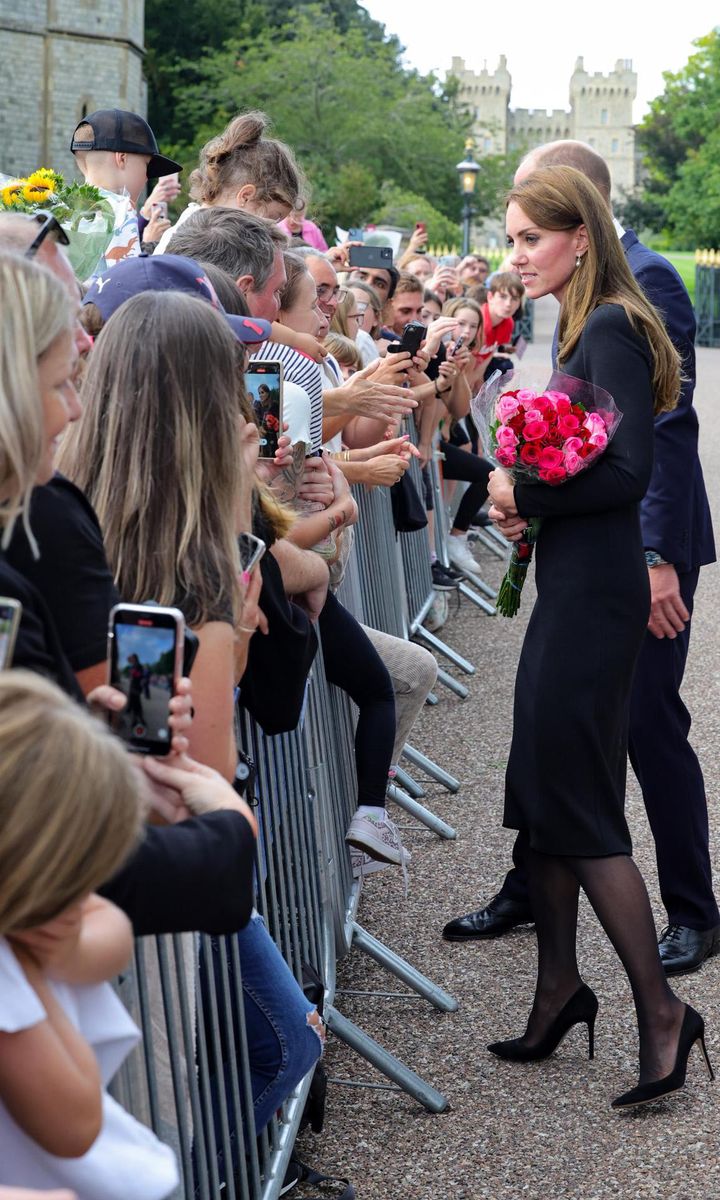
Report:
456,139,480,257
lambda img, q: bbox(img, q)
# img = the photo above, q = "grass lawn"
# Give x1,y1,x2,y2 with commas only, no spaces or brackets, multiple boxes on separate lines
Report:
662,251,696,302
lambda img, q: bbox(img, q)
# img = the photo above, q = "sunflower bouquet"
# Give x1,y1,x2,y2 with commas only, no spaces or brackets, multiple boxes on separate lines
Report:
0,168,115,279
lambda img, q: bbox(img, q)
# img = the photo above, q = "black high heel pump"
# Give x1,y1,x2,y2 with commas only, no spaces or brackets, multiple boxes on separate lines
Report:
487,983,598,1062
611,1004,714,1109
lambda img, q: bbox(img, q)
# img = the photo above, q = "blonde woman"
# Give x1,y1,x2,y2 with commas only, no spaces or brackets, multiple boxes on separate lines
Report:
58,287,324,1140
0,671,177,1198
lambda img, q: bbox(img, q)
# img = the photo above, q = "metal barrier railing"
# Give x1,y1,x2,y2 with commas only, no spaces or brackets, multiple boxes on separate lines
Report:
113,648,456,1199
109,421,523,1197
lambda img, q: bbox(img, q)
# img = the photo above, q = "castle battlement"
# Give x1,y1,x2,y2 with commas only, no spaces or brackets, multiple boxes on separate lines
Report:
450,55,637,199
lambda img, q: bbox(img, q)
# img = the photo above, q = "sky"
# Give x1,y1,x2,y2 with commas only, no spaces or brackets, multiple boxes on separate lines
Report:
361,1,717,121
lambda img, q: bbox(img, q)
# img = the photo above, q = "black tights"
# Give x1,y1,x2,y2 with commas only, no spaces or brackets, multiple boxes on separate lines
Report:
439,440,492,533
318,591,395,809
522,848,684,1084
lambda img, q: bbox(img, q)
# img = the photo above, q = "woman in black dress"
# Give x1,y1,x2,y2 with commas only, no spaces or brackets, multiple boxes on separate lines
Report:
486,166,712,1108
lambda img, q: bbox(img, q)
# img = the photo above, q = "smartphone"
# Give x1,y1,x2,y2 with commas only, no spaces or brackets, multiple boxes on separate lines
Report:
182,628,200,677
245,360,283,458
415,221,427,236
438,254,459,268
107,603,185,756
151,200,168,219
387,320,426,357
0,598,22,669
348,227,365,242
237,532,266,577
348,245,394,271
450,335,465,358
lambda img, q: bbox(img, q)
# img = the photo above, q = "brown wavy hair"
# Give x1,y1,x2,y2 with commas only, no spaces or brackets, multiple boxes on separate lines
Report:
190,111,303,210
507,166,680,415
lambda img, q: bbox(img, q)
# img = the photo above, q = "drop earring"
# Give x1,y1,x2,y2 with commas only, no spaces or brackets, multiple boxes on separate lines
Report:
576,255,583,268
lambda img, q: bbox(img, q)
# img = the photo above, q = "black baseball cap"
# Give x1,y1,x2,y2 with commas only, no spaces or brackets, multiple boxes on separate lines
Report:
83,255,271,345
70,109,182,180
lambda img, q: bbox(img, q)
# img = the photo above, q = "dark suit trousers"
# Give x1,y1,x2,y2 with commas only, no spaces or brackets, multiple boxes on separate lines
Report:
498,568,719,930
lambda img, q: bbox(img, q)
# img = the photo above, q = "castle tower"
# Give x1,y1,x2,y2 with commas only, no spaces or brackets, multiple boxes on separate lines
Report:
449,54,637,201
0,1,146,180
450,55,512,155
569,57,637,198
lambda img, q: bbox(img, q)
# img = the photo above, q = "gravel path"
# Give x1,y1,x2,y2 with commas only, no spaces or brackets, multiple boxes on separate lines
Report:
298,299,720,1200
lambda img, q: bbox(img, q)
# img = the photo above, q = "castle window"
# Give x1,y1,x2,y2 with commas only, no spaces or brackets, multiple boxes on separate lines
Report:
611,138,619,153
496,86,500,94
601,108,608,124
588,138,595,148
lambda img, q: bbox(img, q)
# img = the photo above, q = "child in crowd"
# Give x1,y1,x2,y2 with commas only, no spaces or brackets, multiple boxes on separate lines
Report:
478,271,524,375
324,332,361,380
70,109,182,276
0,672,178,1199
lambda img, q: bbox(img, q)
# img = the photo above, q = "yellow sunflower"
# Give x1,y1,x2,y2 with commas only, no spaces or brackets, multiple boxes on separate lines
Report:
26,168,60,193
0,180,26,208
22,181,52,203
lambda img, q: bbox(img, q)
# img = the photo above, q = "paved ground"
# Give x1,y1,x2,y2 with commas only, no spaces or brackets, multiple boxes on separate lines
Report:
296,296,720,1199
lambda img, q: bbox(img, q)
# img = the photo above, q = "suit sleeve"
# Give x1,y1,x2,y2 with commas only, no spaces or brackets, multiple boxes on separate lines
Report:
633,256,700,567
99,810,256,937
514,306,655,519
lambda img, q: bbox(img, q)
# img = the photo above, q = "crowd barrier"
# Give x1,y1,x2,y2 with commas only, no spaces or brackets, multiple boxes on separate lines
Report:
695,260,720,347
111,431,508,1199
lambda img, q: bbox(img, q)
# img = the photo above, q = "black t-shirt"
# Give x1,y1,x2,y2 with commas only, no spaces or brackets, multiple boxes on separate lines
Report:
0,551,84,701
6,474,119,671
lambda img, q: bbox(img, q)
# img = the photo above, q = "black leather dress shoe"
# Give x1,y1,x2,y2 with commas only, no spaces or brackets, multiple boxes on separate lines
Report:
658,924,720,975
442,894,534,942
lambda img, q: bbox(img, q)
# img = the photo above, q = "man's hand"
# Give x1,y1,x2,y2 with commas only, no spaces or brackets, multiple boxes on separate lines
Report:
338,359,417,421
647,563,689,639
325,241,363,270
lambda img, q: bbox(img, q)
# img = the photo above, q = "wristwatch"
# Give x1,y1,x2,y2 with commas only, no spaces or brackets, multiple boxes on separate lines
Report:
645,549,669,568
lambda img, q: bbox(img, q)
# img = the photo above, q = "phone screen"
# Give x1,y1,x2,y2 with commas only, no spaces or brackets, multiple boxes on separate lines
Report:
108,607,183,755
0,599,21,670
246,361,283,458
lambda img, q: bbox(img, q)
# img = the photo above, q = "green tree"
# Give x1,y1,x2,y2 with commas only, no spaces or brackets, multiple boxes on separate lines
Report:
370,184,461,248
148,4,471,232
635,29,720,246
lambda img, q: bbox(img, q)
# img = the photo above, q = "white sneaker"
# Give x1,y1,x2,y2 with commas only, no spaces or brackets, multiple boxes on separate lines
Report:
448,534,480,574
350,847,395,879
345,809,407,865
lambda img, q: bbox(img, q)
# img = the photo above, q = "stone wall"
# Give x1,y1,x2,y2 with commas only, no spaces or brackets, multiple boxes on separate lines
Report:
0,0,146,180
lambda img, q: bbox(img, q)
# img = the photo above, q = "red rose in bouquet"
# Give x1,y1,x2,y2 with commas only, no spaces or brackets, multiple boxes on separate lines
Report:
471,370,622,616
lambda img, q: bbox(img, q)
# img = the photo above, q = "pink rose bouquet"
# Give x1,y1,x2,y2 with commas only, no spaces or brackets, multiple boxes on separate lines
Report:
471,370,622,616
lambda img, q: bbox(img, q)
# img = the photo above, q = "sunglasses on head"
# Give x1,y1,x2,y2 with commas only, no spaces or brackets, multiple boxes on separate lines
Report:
24,211,70,260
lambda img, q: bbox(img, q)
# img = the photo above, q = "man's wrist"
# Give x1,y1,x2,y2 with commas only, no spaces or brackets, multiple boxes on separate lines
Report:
645,549,670,568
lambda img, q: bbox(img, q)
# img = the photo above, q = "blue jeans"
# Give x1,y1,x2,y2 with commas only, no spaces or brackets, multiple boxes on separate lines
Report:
239,913,322,1129
197,913,322,1186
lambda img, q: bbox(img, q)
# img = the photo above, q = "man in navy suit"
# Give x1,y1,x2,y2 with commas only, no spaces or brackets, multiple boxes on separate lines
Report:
444,141,719,973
